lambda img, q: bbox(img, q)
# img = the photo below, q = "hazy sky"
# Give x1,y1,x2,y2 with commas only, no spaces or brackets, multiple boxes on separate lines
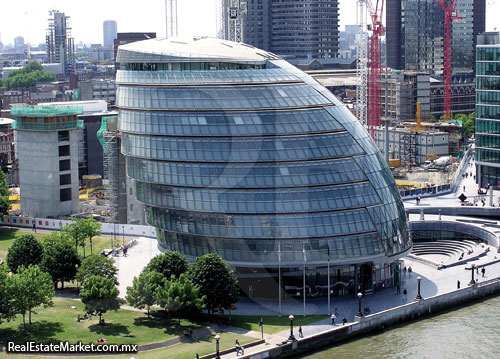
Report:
0,0,498,46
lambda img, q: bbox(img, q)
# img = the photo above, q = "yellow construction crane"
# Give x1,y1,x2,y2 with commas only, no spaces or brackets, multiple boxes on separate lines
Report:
426,153,438,161
411,102,425,131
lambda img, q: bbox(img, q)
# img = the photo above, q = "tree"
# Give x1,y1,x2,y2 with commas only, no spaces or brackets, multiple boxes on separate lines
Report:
6,234,43,273
463,112,476,140
40,232,81,289
80,276,120,325
155,274,205,324
187,253,239,314
3,61,56,90
76,254,118,285
0,170,10,215
144,251,188,279
78,217,101,255
8,265,54,327
126,271,165,317
0,263,15,323
63,217,87,257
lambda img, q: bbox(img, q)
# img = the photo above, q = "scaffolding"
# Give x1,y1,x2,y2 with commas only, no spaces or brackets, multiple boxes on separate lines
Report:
401,131,417,170
97,116,120,223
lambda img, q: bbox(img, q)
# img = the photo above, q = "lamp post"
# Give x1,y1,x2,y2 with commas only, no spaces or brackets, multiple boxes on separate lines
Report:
215,334,220,359
357,292,363,317
469,264,476,285
415,276,422,300
259,318,264,339
288,314,295,341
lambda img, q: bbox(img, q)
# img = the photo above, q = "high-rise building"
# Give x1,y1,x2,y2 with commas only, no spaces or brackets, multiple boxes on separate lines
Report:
115,37,411,297
386,0,485,76
103,20,118,48
14,36,24,49
12,106,82,217
228,0,339,61
475,32,500,187
46,10,75,76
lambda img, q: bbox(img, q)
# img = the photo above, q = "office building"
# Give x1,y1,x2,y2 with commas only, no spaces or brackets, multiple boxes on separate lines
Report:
386,0,485,76
46,10,75,76
12,106,81,217
14,36,24,49
113,32,156,69
116,37,411,297
103,20,118,48
475,32,500,187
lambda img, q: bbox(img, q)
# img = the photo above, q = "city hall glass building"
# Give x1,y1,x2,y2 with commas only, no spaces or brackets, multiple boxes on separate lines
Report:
116,38,411,298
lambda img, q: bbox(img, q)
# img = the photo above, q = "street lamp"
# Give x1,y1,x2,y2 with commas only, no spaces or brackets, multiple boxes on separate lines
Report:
357,292,363,317
288,314,295,341
415,276,422,300
214,334,220,359
469,264,476,285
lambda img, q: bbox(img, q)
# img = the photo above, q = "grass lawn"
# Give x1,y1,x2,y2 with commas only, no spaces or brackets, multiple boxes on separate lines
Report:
226,314,328,334
0,229,43,261
0,297,205,347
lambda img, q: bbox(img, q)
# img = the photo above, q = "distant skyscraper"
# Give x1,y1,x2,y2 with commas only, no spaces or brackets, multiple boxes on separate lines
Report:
386,0,485,76
46,10,75,76
14,36,24,49
103,20,118,47
225,0,339,61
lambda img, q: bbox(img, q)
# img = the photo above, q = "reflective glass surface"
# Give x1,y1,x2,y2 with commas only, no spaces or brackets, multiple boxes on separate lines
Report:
135,181,381,213
146,206,376,239
117,84,331,110
127,157,367,188
122,132,364,162
119,108,344,136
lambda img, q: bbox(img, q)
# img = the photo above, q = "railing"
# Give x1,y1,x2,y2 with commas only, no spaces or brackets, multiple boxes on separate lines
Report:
12,120,84,131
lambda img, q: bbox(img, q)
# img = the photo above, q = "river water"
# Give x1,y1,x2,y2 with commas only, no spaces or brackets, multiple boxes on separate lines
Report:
300,295,500,359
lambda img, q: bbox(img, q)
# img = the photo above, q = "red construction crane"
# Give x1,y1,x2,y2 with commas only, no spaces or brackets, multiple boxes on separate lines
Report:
366,0,384,136
437,0,463,121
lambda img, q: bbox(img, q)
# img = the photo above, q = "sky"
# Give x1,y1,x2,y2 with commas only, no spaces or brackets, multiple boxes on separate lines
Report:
0,0,499,46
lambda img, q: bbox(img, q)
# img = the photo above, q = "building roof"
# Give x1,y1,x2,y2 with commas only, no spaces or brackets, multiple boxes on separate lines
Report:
117,37,281,64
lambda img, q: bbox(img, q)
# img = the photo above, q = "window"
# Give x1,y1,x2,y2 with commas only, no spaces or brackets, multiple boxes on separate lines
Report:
59,159,71,171
60,174,71,186
58,130,69,142
60,188,72,202
59,145,70,157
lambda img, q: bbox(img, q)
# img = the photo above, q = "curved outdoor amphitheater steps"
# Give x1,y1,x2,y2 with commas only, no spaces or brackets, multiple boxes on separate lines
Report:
410,240,489,268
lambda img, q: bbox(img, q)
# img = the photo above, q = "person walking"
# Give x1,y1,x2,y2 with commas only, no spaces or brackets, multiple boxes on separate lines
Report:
481,267,486,278
397,284,401,294
298,326,303,338
235,339,241,356
457,280,460,289
331,313,336,325
334,306,339,316
408,266,412,275
403,288,408,301
342,316,347,326
32,221,36,233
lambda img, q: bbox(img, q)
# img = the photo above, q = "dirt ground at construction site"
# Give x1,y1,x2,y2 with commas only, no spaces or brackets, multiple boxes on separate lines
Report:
405,170,451,186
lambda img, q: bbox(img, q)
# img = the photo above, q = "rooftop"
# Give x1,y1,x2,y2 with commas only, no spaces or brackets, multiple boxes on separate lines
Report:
11,106,83,118
117,37,281,63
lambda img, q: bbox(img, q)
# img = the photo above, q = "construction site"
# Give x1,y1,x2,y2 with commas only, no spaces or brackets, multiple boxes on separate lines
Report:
355,0,469,192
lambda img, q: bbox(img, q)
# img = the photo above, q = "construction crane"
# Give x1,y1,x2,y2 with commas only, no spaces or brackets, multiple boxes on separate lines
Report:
356,0,384,137
165,0,178,38
437,0,463,121
227,0,246,42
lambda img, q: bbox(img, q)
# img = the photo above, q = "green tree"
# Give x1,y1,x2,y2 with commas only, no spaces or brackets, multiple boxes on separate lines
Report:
144,251,188,279
463,112,476,140
80,276,120,325
6,234,43,273
0,263,15,323
79,217,101,255
0,170,10,215
155,274,205,324
76,254,118,285
40,233,81,289
126,270,165,317
3,62,56,90
63,217,88,257
187,253,239,315
8,265,54,327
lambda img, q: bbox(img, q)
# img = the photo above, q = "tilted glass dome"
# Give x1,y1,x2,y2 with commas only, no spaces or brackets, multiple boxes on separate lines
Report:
116,37,412,267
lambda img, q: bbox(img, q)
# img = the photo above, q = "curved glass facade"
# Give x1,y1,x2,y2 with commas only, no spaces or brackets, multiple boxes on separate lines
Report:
117,39,411,269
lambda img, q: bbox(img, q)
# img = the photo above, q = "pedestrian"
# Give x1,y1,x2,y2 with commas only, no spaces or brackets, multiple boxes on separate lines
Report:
476,266,479,274
481,267,485,277
408,266,412,275
331,313,336,325
463,185,466,192
334,306,339,316
342,316,347,326
32,221,36,233
397,284,401,294
403,266,407,275
457,280,460,289
235,339,241,356
298,326,303,338
403,288,407,301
